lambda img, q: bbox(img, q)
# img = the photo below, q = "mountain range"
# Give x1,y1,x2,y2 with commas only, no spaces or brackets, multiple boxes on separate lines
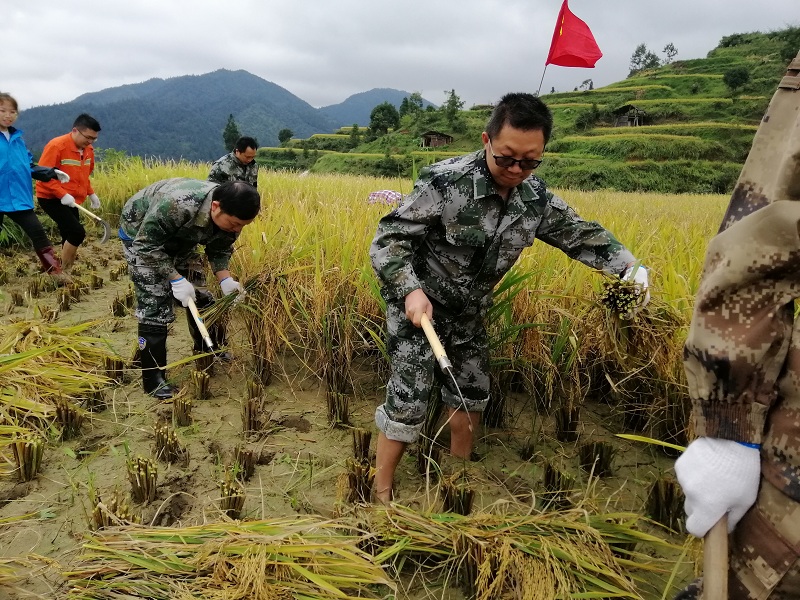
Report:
15,69,434,161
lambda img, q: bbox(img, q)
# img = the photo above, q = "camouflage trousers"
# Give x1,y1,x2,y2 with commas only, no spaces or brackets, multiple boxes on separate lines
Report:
375,301,490,444
122,241,207,326
675,479,800,599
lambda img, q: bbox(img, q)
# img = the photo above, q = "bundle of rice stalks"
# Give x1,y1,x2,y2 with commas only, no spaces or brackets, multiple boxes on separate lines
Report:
340,458,375,505
646,476,685,533
554,403,580,442
0,320,114,419
55,398,84,440
578,441,616,477
127,456,158,504
242,397,262,435
219,477,246,519
64,517,393,599
542,461,574,509
440,472,475,515
10,432,44,482
154,419,186,465
371,504,673,600
102,355,125,385
599,277,643,317
233,445,256,482
90,490,141,530
191,369,210,400
173,393,192,427
58,288,71,311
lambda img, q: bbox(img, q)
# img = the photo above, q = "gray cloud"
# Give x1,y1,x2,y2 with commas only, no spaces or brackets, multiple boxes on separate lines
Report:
2,0,796,111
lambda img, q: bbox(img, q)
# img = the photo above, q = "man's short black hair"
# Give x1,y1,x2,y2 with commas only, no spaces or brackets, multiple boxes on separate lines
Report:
234,136,258,153
73,113,101,132
486,93,553,144
213,181,260,220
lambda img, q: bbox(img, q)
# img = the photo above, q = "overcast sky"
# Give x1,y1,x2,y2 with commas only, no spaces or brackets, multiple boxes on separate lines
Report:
3,1,797,111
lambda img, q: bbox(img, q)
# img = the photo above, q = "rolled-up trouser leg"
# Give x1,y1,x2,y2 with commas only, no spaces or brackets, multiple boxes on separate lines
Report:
375,302,491,444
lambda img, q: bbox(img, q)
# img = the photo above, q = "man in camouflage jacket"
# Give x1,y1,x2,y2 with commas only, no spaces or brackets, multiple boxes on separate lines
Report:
675,51,800,599
369,93,648,504
120,178,260,399
208,136,259,187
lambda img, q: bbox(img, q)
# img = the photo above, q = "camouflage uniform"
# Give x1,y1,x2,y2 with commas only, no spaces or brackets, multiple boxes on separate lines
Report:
370,151,636,443
677,201,800,599
208,152,258,187
676,53,800,599
120,178,238,326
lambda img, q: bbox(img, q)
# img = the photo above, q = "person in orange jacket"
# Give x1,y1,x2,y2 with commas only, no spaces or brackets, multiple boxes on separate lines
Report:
36,113,102,272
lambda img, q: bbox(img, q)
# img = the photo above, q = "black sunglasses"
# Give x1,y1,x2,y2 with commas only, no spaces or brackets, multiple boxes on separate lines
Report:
487,139,542,170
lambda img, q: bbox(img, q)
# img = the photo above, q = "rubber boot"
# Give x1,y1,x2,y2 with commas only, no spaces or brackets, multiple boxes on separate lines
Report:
138,323,175,399
186,290,233,361
211,318,233,362
186,290,214,354
35,245,62,274
35,245,70,285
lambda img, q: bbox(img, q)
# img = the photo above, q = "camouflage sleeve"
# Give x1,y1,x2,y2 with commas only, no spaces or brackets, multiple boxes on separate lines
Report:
683,201,800,443
204,236,236,274
208,160,229,184
369,174,442,300
130,195,195,277
535,190,636,275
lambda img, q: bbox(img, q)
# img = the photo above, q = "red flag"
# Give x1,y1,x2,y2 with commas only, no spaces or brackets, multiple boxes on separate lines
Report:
545,0,603,68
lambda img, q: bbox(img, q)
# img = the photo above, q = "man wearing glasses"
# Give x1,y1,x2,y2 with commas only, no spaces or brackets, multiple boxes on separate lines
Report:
36,113,103,272
369,92,648,504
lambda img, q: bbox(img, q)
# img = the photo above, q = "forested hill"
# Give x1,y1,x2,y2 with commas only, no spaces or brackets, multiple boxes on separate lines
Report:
319,88,436,129
15,70,423,161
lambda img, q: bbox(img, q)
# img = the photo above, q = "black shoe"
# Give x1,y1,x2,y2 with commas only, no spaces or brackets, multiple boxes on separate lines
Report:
138,323,176,399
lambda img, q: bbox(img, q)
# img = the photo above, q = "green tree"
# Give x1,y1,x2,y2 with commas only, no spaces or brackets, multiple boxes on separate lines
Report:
778,27,800,62
407,92,424,114
348,124,361,149
723,67,751,95
441,89,465,128
277,128,294,145
222,114,241,152
369,102,400,136
628,43,660,77
398,97,411,118
662,43,678,64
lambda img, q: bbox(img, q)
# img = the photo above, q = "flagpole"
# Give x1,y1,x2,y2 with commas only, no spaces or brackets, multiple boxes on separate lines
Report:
537,65,549,96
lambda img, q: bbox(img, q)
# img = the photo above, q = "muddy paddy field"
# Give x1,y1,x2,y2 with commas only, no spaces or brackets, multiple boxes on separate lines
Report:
0,238,697,599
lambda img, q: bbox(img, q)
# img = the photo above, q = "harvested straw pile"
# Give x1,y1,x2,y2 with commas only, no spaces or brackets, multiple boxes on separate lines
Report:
64,517,393,599
0,320,114,418
371,504,672,599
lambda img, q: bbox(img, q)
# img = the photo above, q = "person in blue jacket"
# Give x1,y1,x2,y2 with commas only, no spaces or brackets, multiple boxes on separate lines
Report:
0,92,70,278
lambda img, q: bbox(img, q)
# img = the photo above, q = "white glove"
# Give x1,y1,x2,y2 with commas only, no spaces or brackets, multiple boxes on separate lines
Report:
88,193,101,209
54,169,70,183
219,276,243,296
170,276,196,307
60,194,77,208
622,264,650,312
675,437,760,537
